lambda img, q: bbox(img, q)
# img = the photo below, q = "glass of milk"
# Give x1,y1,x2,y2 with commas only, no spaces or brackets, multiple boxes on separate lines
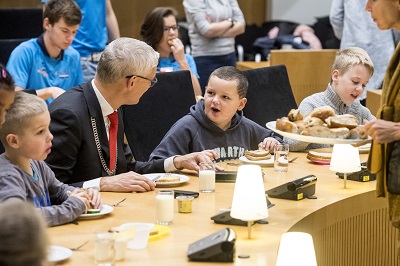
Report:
199,162,216,193
156,190,174,225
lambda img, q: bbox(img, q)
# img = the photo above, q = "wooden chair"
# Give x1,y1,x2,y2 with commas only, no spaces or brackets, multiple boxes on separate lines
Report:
122,70,196,161
269,49,338,105
242,65,297,128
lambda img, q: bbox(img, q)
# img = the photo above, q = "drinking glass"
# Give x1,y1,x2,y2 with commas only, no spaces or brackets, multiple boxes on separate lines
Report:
94,231,115,266
274,144,289,172
199,162,216,193
156,190,174,225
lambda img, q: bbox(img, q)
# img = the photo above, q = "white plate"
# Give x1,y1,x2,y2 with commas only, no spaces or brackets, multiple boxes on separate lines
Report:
358,143,371,153
144,173,190,187
266,121,372,145
239,155,274,166
48,245,72,262
78,204,113,220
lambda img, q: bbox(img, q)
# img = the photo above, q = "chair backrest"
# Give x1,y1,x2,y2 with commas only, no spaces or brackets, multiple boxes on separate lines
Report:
0,9,43,39
122,70,196,161
242,65,297,128
0,38,28,65
270,49,338,105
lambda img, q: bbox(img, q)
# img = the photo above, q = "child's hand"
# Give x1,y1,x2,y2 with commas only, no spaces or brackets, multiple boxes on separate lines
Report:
68,188,91,212
87,188,102,209
261,137,280,153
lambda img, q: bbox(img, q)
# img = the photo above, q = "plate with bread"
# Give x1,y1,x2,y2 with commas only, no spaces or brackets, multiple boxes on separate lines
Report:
145,173,190,187
78,204,113,220
239,148,274,166
267,106,372,145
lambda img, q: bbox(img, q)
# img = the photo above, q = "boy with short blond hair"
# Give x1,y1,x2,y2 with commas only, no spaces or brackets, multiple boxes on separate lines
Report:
0,92,101,227
286,47,376,151
150,66,282,161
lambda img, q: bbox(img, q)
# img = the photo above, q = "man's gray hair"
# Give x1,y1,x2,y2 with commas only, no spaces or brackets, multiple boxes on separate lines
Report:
96,37,159,84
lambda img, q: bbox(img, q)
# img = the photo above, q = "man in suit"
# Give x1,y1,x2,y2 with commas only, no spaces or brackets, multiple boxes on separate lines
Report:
46,37,217,192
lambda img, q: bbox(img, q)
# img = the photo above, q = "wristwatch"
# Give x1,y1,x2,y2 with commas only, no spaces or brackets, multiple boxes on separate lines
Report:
227,18,234,28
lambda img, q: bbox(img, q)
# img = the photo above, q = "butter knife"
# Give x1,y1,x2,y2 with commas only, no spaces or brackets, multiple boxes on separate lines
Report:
151,175,163,182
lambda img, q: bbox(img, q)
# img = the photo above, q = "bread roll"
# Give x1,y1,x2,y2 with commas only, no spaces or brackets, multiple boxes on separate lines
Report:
349,125,368,139
287,109,304,122
294,120,306,134
276,117,298,133
303,116,325,127
307,106,335,122
326,114,359,129
167,40,174,46
301,125,350,139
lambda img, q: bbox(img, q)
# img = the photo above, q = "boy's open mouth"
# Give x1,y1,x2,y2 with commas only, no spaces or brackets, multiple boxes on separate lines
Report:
211,107,220,112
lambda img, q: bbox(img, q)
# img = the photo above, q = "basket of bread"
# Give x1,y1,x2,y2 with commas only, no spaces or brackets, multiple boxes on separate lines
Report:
271,106,369,143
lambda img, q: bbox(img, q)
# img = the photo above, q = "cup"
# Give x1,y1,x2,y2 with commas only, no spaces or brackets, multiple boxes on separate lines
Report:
120,222,153,250
274,144,289,172
114,239,127,261
156,190,174,225
94,231,115,265
176,195,194,213
199,162,216,193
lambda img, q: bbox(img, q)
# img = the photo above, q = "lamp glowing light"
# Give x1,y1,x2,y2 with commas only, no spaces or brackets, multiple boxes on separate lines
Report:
329,144,361,188
276,232,317,266
230,165,268,238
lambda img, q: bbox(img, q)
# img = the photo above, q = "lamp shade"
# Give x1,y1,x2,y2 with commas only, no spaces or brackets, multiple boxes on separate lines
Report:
329,144,361,173
276,232,317,266
230,165,268,221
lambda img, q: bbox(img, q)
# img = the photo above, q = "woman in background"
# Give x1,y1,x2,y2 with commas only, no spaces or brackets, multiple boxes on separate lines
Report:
364,0,400,253
183,0,245,92
141,7,202,99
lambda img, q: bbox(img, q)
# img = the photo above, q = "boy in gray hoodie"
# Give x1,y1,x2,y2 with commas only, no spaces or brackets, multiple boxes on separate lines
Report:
150,66,282,162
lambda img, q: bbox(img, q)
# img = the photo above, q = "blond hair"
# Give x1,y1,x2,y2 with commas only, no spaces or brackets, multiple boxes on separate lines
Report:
0,199,48,266
332,47,374,77
0,92,47,144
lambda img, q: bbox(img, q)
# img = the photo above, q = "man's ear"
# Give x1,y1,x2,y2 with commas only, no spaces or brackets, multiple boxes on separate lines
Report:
5,134,19,149
238,98,247,111
43,18,51,31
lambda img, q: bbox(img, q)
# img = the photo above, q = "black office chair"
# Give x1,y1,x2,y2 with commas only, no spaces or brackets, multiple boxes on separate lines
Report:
122,70,196,161
0,38,29,65
0,9,43,39
242,65,297,128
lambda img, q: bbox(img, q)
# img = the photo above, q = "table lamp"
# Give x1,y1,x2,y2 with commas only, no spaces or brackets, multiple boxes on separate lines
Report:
329,144,361,188
230,165,268,239
276,232,317,266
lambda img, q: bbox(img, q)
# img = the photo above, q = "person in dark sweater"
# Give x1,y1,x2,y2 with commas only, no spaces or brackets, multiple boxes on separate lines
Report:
150,66,282,162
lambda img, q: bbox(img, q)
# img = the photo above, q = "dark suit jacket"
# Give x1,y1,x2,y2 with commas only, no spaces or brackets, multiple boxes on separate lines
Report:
46,81,164,187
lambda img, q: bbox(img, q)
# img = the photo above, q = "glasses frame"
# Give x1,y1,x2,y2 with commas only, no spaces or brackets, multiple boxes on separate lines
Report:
163,25,180,32
126,75,158,87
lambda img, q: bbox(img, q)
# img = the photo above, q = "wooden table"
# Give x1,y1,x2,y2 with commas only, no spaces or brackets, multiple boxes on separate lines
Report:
236,61,270,71
48,152,396,266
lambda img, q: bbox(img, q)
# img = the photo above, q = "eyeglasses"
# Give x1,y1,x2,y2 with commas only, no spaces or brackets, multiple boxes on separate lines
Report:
126,75,158,87
163,25,180,32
